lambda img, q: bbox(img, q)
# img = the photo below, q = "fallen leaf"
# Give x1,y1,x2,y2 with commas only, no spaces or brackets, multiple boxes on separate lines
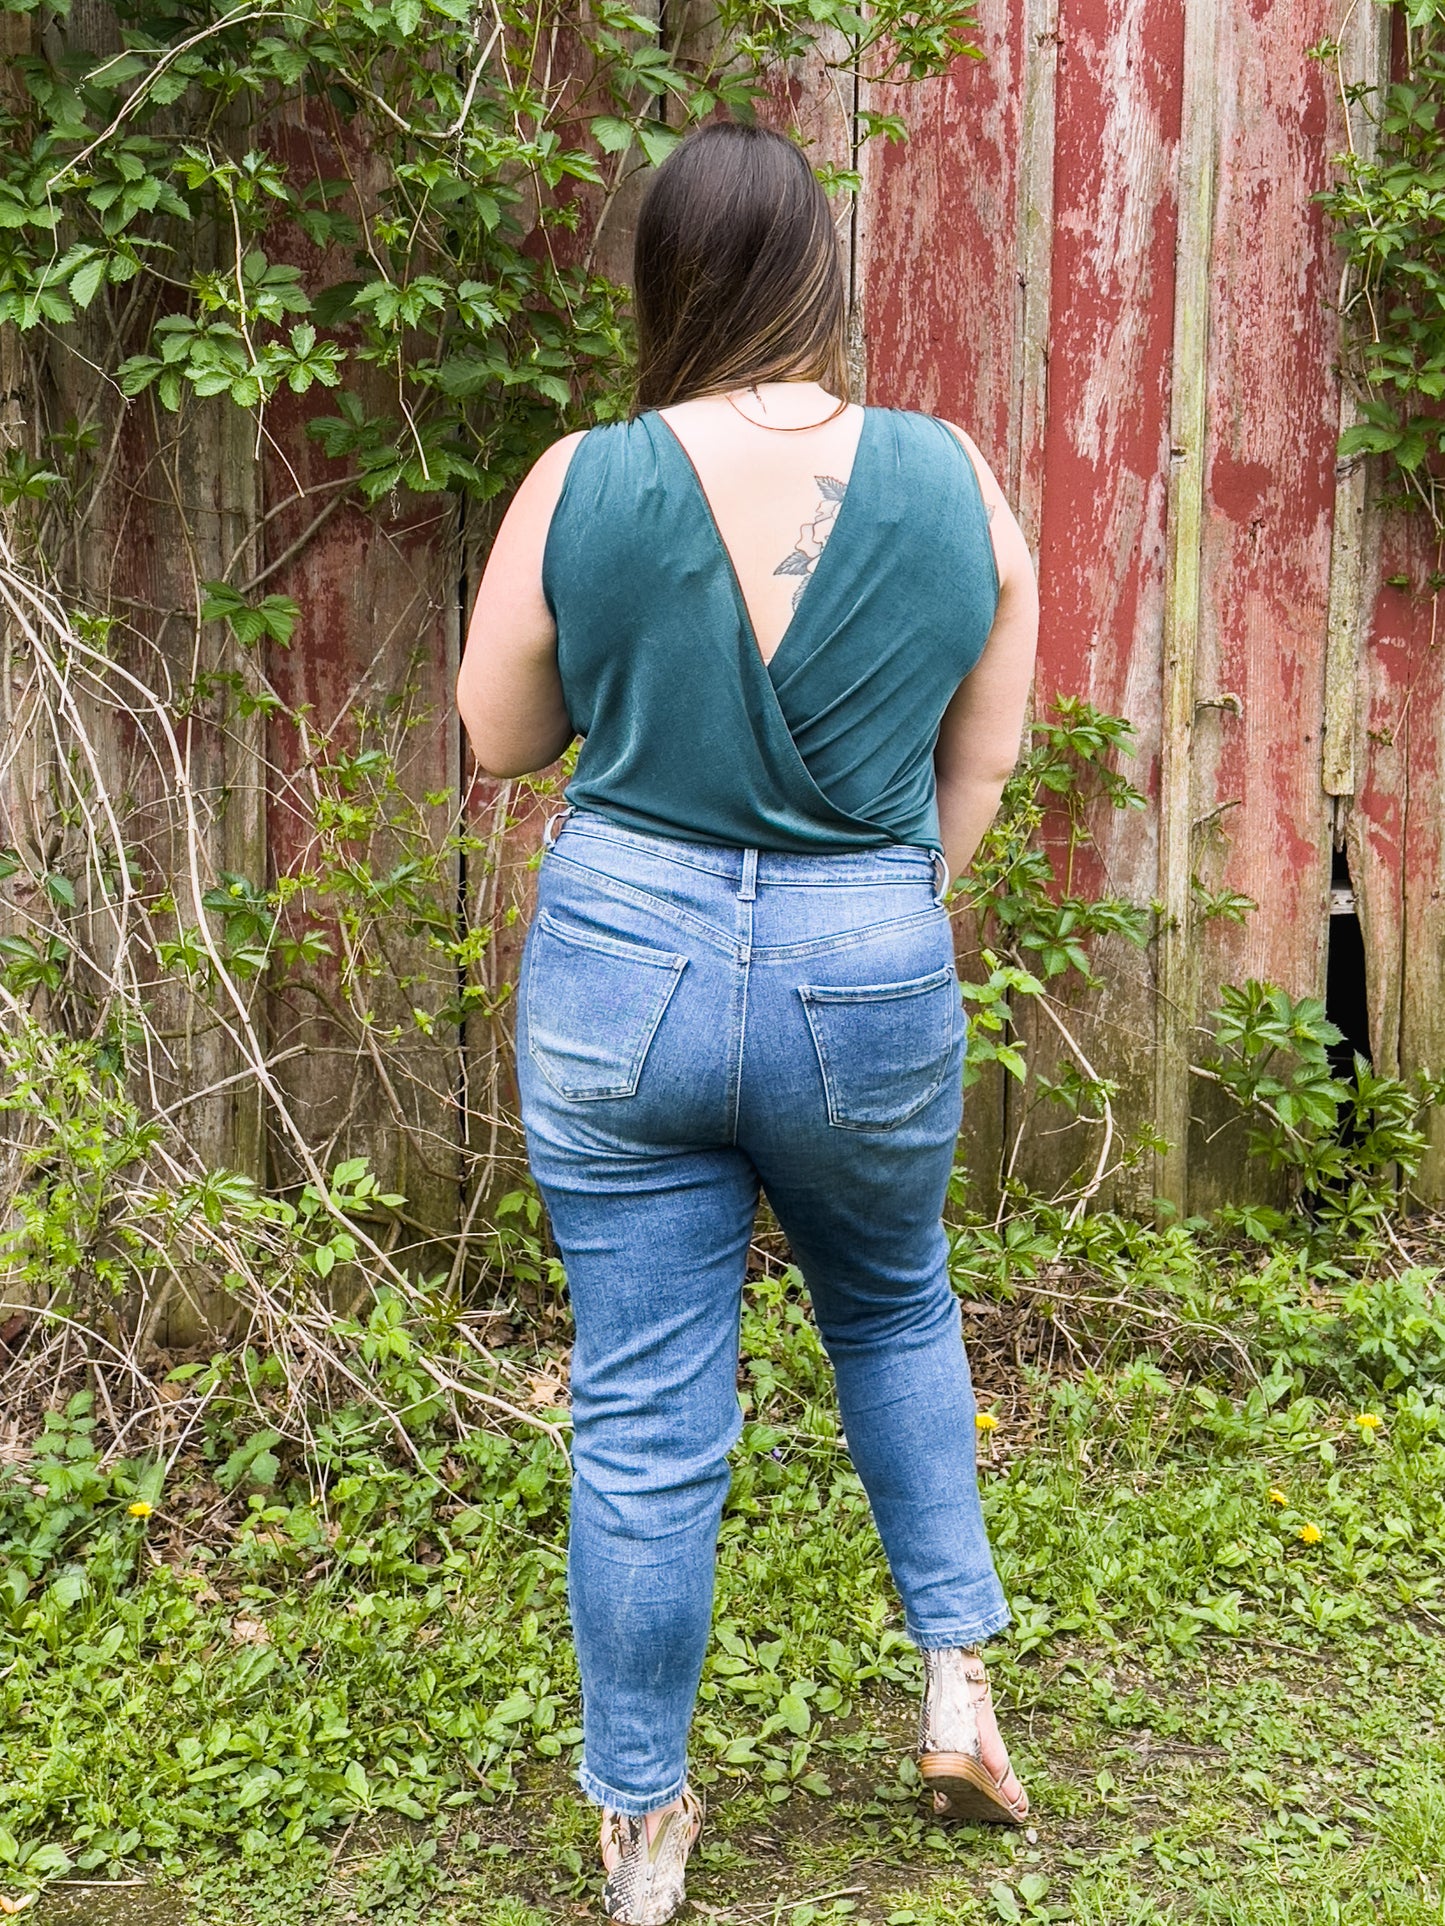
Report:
0,1896,38,1915
525,1373,567,1408
230,1615,270,1645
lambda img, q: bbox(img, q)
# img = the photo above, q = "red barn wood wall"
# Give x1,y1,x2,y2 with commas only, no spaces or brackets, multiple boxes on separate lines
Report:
24,0,1445,1261
259,104,464,1252
859,0,1445,1212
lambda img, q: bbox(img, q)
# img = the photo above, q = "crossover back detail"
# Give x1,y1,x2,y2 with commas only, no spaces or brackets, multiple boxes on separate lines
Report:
541,406,999,856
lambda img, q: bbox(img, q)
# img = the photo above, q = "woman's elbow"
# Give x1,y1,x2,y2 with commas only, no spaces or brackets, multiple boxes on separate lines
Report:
462,732,548,782
470,750,531,781
459,710,573,780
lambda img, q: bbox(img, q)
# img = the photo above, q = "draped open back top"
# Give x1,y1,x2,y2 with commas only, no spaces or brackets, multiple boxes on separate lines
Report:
541,406,999,855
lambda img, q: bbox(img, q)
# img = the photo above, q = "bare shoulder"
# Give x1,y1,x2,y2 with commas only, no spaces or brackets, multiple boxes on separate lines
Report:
490,428,591,555
936,420,1008,522
515,427,590,504
935,419,1035,600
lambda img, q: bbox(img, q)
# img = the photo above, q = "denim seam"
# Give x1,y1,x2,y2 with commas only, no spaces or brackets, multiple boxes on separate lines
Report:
533,907,687,971
558,822,940,892
745,907,948,963
548,854,944,963
802,963,956,1004
560,816,937,889
727,891,752,1144
544,850,738,956
729,970,749,1147
560,821,738,880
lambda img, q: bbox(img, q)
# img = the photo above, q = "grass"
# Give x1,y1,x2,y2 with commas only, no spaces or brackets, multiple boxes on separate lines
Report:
3,1219,1445,1924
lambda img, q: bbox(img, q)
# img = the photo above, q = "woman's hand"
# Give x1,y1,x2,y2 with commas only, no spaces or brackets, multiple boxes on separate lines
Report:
456,433,584,779
933,429,1040,884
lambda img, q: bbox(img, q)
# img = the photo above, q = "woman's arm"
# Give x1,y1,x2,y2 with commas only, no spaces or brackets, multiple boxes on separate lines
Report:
455,432,585,779
934,428,1040,882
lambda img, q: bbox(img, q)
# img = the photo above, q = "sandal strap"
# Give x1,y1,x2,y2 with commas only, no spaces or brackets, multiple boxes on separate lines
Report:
599,1786,702,1861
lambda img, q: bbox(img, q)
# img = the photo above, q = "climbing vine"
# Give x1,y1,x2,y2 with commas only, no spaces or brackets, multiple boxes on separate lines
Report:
1,0,1436,1456
1320,0,1445,525
0,0,988,1421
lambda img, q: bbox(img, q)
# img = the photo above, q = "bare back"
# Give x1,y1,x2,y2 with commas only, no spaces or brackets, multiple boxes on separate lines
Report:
656,392,868,663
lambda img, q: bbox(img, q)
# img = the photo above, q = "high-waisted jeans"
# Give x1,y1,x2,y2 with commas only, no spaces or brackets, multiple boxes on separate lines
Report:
516,811,1010,1815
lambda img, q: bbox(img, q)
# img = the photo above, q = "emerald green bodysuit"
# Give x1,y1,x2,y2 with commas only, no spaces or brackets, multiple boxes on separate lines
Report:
541,406,999,855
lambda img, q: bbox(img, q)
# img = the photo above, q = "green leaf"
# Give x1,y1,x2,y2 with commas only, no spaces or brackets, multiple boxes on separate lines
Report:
50,1567,89,1608
488,1688,535,1727
200,582,300,648
589,114,636,155
777,1691,812,1736
637,122,683,167
70,254,107,308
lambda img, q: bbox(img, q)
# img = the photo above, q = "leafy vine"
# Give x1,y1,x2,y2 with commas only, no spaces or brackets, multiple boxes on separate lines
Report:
1319,0,1445,525
0,0,983,1425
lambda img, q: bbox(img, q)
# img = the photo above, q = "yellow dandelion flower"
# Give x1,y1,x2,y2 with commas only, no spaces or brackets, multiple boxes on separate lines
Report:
1297,1522,1323,1545
1267,1487,1287,1506
975,1411,1000,1433
1353,1413,1382,1431
127,1502,153,1519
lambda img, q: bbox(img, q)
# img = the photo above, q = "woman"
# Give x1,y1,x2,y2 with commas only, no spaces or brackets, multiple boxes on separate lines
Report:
457,122,1039,1925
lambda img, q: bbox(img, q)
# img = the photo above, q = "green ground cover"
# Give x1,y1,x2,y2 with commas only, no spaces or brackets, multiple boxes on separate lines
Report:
3,1219,1444,1925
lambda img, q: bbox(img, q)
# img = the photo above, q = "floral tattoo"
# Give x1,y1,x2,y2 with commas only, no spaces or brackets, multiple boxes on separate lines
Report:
774,476,848,609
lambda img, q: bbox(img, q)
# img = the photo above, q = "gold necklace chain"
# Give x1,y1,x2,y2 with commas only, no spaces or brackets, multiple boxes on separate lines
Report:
723,388,850,433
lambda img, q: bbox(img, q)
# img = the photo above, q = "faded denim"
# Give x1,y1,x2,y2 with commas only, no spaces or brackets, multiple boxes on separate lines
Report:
516,812,1011,1816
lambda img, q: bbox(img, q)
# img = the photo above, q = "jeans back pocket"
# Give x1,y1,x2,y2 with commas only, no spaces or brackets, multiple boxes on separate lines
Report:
800,963,960,1130
526,910,686,1101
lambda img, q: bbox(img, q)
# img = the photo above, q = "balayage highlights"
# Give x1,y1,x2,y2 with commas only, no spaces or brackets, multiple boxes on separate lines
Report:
631,123,849,412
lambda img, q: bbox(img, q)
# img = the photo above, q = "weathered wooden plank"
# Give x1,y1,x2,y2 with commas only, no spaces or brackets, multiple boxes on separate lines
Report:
1181,0,1346,1213
263,478,463,1248
1007,0,1185,1217
1328,15,1445,1200
1353,526,1445,1196
1009,0,1059,551
1398,605,1445,1195
27,5,271,1335
1154,0,1217,1211
859,1,1020,450
1322,4,1391,804
254,97,463,1256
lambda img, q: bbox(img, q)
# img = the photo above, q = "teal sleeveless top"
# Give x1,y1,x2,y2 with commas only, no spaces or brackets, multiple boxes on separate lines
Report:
541,406,999,855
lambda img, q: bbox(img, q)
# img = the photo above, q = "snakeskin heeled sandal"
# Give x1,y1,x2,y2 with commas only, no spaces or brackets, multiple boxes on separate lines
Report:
917,1648,1030,1827
599,1785,703,1924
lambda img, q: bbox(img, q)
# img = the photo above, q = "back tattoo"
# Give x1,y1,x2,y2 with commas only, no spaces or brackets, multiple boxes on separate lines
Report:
774,476,848,610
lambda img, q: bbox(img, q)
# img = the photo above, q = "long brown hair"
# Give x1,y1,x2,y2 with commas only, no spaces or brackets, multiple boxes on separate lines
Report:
631,123,849,413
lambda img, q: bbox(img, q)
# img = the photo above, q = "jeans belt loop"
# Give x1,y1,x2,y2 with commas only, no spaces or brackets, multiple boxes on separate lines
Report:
739,847,758,902
931,850,949,907
542,804,574,852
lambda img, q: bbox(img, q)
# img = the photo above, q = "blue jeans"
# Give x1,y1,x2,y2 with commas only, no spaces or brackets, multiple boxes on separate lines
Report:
516,812,1010,1815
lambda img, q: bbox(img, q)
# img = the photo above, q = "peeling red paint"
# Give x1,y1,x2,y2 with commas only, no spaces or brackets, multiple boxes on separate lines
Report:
856,0,1445,1201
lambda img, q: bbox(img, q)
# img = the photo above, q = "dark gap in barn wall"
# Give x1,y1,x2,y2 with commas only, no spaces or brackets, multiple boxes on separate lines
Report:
1326,845,1372,1077
1297,847,1374,1223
